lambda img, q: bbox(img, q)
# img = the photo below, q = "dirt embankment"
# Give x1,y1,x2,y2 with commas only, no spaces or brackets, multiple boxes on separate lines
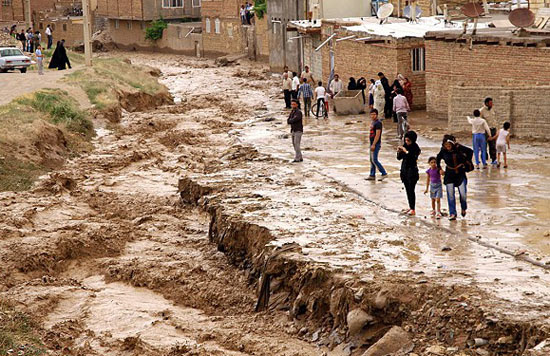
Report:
1,53,549,356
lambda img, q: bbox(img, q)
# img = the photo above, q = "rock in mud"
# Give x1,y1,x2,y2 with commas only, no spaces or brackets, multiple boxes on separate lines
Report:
361,326,412,356
373,289,389,310
346,308,374,336
525,339,550,355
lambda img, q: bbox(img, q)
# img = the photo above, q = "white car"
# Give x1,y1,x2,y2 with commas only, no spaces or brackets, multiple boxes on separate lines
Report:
0,47,32,73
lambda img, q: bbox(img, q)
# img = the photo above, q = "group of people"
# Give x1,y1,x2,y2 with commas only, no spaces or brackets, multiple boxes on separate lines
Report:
239,3,255,25
281,68,413,128
287,88,511,221
10,24,54,52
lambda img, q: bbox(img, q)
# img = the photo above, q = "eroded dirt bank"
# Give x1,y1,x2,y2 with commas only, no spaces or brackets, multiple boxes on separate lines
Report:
1,53,549,356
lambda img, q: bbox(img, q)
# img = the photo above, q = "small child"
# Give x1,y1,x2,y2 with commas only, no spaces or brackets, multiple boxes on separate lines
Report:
495,121,511,168
424,157,443,218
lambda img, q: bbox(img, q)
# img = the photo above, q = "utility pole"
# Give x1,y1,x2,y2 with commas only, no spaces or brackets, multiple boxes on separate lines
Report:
82,0,92,66
25,0,32,29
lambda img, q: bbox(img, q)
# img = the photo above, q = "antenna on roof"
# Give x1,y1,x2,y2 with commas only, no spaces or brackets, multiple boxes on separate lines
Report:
403,5,422,22
509,8,535,36
377,4,394,25
460,2,484,35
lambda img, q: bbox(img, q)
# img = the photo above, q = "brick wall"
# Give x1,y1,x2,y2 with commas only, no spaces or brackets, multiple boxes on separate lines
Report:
387,0,472,17
0,0,24,22
426,40,550,120
320,33,426,109
448,86,550,139
109,19,201,55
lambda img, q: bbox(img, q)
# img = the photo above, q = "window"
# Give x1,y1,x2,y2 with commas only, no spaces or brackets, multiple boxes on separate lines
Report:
411,47,425,72
2,0,12,6
215,18,220,34
205,18,211,33
192,0,201,7
162,0,183,8
141,21,146,30
39,23,43,29
127,21,132,29
63,24,67,31
115,19,120,29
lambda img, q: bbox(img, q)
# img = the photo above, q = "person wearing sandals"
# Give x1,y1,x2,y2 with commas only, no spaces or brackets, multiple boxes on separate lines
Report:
424,157,443,219
397,131,421,216
436,135,474,221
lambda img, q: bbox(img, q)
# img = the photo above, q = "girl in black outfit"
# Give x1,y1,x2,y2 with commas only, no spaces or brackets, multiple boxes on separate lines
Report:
397,130,421,215
436,135,474,221
357,77,367,104
348,77,357,90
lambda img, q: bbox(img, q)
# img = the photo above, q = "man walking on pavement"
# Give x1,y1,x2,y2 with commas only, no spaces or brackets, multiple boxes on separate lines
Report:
287,99,303,163
393,88,410,140
298,78,313,117
45,25,53,49
282,73,292,109
480,97,499,165
366,109,388,181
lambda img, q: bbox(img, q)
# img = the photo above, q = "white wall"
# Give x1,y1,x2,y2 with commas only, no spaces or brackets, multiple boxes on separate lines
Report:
321,0,371,18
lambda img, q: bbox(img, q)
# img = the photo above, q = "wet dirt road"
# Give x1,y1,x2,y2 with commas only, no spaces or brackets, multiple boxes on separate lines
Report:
2,52,549,355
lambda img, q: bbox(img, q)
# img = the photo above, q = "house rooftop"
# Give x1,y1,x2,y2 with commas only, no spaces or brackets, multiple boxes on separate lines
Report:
425,27,550,46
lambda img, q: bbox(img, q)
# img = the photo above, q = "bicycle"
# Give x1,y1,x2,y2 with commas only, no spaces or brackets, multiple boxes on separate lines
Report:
397,112,410,141
311,99,328,118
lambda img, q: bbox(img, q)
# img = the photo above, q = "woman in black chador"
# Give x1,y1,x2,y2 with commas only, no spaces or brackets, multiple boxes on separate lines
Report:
48,40,72,70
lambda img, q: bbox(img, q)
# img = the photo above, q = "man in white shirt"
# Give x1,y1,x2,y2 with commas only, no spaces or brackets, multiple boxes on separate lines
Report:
282,73,292,109
291,72,300,100
314,81,328,118
329,74,343,96
45,25,53,49
467,109,493,169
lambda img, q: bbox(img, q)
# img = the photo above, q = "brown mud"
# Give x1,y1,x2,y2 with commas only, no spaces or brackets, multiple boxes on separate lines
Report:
1,53,549,356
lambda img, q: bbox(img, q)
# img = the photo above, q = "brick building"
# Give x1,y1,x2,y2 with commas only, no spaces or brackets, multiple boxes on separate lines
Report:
425,28,550,138
201,0,269,60
0,0,25,22
96,0,202,53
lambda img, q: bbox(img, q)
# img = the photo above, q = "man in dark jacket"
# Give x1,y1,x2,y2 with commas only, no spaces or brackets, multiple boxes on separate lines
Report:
287,99,303,162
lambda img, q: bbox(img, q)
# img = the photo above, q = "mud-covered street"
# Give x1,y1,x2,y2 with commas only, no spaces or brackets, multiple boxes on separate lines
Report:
1,52,550,355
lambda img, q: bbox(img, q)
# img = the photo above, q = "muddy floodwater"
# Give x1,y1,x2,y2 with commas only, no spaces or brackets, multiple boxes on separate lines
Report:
1,52,549,356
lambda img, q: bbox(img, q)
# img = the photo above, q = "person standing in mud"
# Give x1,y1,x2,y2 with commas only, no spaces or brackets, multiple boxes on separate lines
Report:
397,130,421,216
291,72,300,101
480,97,499,166
378,72,392,120
287,100,303,163
366,109,388,181
297,78,313,117
300,66,315,86
282,73,292,109
436,135,474,221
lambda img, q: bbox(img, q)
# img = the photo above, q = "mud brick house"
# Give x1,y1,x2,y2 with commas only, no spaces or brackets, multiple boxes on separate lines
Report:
96,0,202,53
424,28,550,138
0,0,25,22
201,0,269,60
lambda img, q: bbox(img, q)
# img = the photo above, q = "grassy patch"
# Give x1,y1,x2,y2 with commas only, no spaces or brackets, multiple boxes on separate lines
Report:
0,303,46,356
66,57,166,110
16,89,93,136
0,89,93,192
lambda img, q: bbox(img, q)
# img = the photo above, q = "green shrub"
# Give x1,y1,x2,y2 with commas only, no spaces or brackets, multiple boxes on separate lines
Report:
254,0,267,19
145,18,168,41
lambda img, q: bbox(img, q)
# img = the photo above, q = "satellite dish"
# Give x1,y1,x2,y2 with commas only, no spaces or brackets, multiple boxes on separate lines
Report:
509,8,535,28
461,3,484,18
377,3,394,20
403,6,422,19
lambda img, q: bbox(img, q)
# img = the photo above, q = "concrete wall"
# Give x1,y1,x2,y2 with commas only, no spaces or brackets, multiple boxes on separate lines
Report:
425,39,550,120
267,0,307,72
448,86,550,139
109,19,202,55
321,0,370,18
303,34,323,83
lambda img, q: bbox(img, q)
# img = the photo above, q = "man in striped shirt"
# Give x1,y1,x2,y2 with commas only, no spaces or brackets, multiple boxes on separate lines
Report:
298,78,313,117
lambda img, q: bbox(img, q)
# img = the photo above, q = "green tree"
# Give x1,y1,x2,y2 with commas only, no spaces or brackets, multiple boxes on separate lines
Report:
145,18,168,41
254,0,267,19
